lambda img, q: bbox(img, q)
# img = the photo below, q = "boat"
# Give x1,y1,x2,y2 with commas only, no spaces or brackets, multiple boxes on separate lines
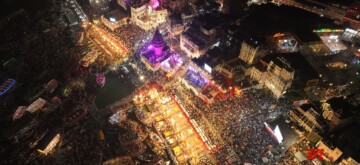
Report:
13,106,27,121
63,104,88,127
0,78,16,97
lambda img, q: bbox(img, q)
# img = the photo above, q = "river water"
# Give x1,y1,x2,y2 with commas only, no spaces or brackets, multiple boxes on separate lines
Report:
95,73,135,109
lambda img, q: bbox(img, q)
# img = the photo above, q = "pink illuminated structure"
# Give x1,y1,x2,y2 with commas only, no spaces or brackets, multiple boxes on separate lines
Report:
149,0,160,9
96,73,106,87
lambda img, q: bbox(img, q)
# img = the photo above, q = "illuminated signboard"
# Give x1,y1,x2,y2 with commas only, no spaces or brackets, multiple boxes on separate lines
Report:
204,63,212,73
313,29,343,33
274,125,283,143
273,33,285,38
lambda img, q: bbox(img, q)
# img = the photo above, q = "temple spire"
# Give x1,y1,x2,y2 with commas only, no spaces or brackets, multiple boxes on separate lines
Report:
152,28,165,48
151,28,165,56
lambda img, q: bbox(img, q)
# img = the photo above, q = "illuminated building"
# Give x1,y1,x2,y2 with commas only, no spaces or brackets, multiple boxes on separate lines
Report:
266,32,299,53
85,24,128,61
290,103,327,134
250,63,267,86
251,53,320,98
36,131,61,155
101,10,128,31
264,57,294,98
131,0,168,31
316,140,343,162
239,39,267,65
79,49,98,67
215,58,245,81
341,28,360,43
179,61,211,96
180,25,216,58
135,88,216,164
141,29,182,71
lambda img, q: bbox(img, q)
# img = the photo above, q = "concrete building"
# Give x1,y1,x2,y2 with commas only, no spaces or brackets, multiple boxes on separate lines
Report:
131,0,168,31
239,39,267,65
257,53,319,98
101,9,128,31
264,57,294,98
290,103,327,134
339,157,359,165
180,25,216,58
316,140,343,162
250,62,268,86
140,29,182,72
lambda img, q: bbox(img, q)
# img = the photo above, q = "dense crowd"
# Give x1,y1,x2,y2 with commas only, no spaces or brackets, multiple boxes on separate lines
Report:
166,79,295,164
115,24,148,53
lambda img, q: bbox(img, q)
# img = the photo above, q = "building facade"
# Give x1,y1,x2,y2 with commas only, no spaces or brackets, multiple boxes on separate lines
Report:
180,26,215,58
264,59,294,98
101,10,128,31
316,140,343,162
239,40,267,65
131,1,168,31
289,104,326,134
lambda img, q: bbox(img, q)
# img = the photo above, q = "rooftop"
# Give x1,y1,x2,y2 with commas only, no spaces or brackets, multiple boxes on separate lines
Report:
299,102,328,128
253,63,268,72
182,25,210,49
104,9,128,21
263,53,319,83
244,37,264,48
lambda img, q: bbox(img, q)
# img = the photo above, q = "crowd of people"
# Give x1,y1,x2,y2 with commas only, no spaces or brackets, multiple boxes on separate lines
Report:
166,79,295,164
92,19,302,164
114,24,148,53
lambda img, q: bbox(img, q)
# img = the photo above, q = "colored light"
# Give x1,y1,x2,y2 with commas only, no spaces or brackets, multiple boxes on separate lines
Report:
0,79,15,97
109,17,116,22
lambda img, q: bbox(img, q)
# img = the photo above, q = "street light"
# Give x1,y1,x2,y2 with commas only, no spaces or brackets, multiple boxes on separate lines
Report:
140,75,145,81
